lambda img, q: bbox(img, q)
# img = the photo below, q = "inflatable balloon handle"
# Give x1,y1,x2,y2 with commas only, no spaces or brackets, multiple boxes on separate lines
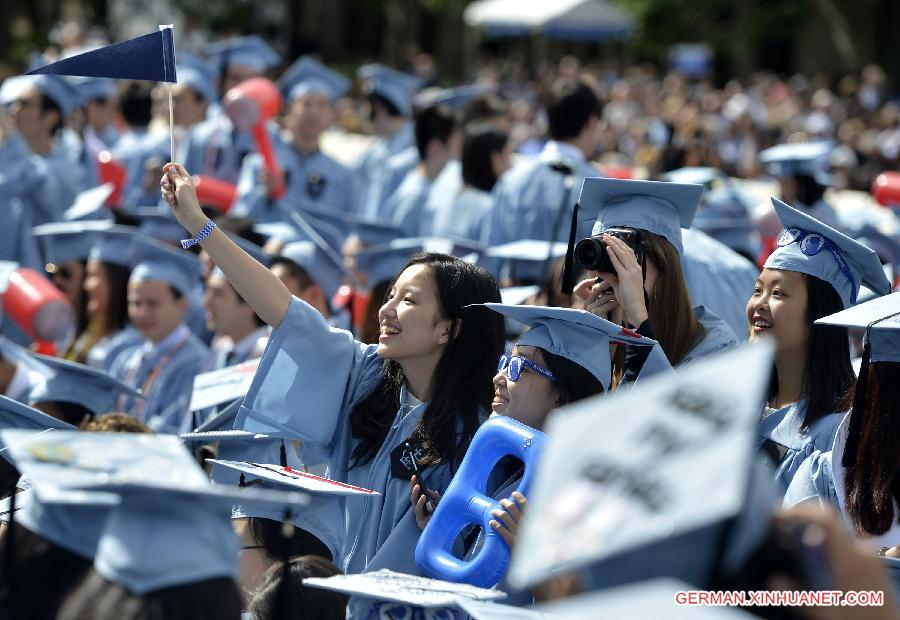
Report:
415,415,546,588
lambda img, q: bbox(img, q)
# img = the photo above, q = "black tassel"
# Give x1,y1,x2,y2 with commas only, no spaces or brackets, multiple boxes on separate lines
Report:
842,336,871,468
280,440,288,467
560,202,581,295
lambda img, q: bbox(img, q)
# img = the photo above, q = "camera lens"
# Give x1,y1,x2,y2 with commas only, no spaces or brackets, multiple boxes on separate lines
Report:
574,237,603,270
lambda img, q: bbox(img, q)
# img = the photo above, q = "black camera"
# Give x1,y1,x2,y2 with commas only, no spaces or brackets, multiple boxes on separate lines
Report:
573,227,645,273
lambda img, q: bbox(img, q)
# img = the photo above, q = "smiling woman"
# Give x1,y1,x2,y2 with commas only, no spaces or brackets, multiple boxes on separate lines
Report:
160,163,506,577
753,199,891,493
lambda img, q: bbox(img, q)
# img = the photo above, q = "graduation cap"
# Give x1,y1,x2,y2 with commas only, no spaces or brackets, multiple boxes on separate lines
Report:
128,236,202,296
561,178,703,293
68,76,117,102
499,285,539,306
815,292,900,468
131,206,188,243
24,353,143,416
0,394,75,435
474,239,569,282
275,207,363,290
506,341,776,590
660,167,722,188
765,198,891,308
481,304,669,389
357,63,422,117
759,141,833,186
205,35,280,74
177,66,217,104
275,240,346,300
412,83,493,110
87,224,143,267
0,429,308,593
297,203,402,247
0,74,83,116
31,220,120,265
354,237,484,290
62,183,115,222
278,56,350,103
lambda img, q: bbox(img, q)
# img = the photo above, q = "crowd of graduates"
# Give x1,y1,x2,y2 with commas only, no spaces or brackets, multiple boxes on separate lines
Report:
0,21,899,620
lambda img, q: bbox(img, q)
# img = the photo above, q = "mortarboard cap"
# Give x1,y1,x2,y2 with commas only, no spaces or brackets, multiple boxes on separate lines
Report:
133,206,190,244
759,141,833,186
1,429,307,593
473,239,568,282
412,83,493,110
62,183,115,222
660,167,721,188
0,394,75,434
87,224,141,267
3,74,83,117
69,76,117,102
358,63,422,117
499,285,539,306
128,236,201,296
506,341,776,590
204,35,280,75
276,240,345,300
24,353,142,416
297,203,402,247
765,198,891,308
578,177,704,256
31,220,120,265
353,237,483,290
278,56,350,103
816,292,900,469
481,304,667,389
177,66,218,104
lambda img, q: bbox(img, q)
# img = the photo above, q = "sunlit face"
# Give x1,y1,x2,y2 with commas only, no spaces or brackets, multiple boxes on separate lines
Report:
746,268,810,355
83,259,109,316
491,345,559,431
376,264,452,363
50,260,85,308
284,92,334,143
127,279,187,344
203,273,253,336
9,85,55,142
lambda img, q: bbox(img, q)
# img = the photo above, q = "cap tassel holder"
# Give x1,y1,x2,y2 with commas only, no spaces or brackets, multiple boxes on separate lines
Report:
560,202,581,295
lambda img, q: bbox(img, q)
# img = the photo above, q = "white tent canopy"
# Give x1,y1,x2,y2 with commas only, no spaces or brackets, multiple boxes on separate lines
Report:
463,0,635,41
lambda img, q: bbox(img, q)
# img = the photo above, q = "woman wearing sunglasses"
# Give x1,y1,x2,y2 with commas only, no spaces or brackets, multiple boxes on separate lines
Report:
160,163,506,576
347,305,665,617
752,199,891,493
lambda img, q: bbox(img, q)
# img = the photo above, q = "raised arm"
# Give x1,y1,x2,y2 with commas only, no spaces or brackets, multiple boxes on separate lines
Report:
160,163,292,328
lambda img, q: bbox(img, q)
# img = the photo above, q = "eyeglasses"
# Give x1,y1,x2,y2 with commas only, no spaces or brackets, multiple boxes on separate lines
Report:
497,353,557,383
777,227,858,304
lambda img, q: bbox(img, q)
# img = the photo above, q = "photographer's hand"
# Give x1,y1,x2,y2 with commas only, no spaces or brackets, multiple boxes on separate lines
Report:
600,234,648,328
574,277,623,324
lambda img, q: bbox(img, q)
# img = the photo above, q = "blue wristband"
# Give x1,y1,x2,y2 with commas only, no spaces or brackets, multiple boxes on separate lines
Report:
180,220,216,250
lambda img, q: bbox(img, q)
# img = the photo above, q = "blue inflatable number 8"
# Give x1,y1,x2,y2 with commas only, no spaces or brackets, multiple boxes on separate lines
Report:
414,415,546,588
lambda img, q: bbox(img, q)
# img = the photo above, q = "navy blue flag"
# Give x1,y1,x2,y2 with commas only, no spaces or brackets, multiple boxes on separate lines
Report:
27,26,177,83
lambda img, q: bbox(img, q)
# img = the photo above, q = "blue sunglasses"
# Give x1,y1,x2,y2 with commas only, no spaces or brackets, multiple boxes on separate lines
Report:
777,227,858,304
497,353,557,383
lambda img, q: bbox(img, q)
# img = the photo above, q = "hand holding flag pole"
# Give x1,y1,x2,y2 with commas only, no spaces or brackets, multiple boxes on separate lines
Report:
27,25,178,161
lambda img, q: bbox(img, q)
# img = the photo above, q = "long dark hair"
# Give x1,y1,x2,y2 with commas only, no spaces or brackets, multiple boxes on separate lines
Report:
643,231,706,365
844,362,900,536
540,349,605,406
99,262,131,335
0,522,93,620
350,253,504,469
461,122,508,193
768,274,854,430
249,556,347,620
57,571,242,620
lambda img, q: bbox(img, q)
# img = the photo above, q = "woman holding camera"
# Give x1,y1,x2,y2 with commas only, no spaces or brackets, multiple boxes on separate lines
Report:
572,177,740,367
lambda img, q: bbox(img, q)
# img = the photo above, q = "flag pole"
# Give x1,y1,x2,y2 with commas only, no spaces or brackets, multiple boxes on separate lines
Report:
169,84,175,162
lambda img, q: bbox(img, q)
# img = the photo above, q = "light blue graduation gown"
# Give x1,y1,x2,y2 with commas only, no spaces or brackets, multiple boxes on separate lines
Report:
25,145,82,225
114,128,170,209
181,113,257,185
383,169,432,237
110,327,210,433
228,296,471,574
86,326,144,373
430,188,492,243
354,122,415,216
481,153,600,281
757,402,844,494
230,138,355,222
681,228,759,341
680,306,741,365
358,146,420,220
